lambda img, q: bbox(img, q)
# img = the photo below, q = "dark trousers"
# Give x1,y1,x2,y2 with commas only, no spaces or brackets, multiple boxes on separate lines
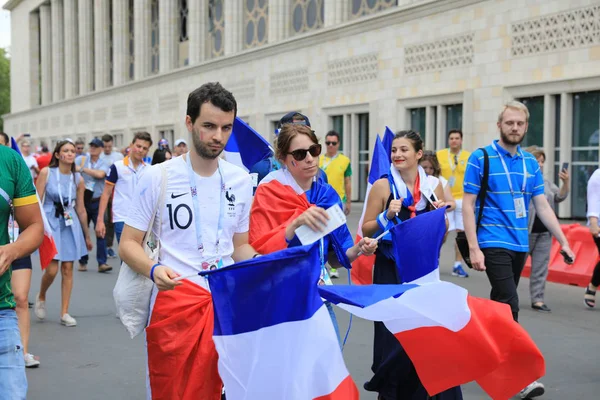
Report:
105,198,115,248
592,237,600,287
80,199,107,266
482,248,528,322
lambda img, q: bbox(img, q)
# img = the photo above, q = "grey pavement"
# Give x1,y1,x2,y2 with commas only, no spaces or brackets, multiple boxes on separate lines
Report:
25,204,600,399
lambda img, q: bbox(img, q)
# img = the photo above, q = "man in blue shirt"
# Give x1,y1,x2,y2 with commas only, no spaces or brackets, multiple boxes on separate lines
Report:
249,112,327,194
463,101,575,399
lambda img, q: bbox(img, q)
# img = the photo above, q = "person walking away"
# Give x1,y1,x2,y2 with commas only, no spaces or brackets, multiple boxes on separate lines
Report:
525,146,569,312
34,140,93,327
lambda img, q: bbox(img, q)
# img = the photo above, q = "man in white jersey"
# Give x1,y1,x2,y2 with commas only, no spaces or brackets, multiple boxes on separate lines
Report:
95,132,152,244
120,82,259,400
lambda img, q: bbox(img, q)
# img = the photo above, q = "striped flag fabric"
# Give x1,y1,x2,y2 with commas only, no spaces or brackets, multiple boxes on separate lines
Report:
350,134,390,284
204,244,358,400
320,208,546,399
11,137,57,269
223,117,273,171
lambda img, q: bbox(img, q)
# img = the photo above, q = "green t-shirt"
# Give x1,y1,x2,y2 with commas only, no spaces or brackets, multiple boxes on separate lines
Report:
0,146,37,310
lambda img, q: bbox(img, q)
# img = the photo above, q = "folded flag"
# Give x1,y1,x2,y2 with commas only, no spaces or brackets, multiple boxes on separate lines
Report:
204,245,359,400
10,137,57,269
351,135,390,284
383,126,395,163
224,117,273,171
320,208,546,399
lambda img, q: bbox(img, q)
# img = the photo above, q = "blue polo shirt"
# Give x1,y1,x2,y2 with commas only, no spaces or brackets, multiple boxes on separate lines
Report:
464,140,544,252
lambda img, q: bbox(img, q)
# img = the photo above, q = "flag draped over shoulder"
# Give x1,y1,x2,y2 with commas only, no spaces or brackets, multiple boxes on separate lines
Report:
249,170,351,269
320,208,546,399
204,245,359,400
223,117,273,171
351,135,390,284
11,137,57,269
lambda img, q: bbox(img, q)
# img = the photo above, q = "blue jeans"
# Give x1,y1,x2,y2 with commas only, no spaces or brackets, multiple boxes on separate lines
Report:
114,221,125,244
0,309,27,400
80,200,107,265
325,301,342,348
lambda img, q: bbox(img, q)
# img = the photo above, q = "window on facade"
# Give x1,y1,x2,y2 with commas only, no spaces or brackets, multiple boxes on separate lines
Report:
358,113,370,201
571,91,600,218
554,95,561,184
350,0,397,20
331,115,344,152
112,132,124,148
159,128,175,149
444,104,463,148
410,107,426,144
291,0,324,36
244,0,269,49
179,0,189,66
128,0,135,80
150,0,159,74
208,0,225,58
520,96,544,147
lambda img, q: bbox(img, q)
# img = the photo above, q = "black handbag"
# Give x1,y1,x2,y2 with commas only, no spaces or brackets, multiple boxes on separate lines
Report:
455,148,489,268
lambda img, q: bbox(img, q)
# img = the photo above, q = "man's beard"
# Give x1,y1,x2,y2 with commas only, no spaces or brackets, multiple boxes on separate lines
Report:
500,129,525,146
192,128,223,160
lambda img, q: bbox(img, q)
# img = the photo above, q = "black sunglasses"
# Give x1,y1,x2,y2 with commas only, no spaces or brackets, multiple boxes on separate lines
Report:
325,141,338,146
288,144,322,161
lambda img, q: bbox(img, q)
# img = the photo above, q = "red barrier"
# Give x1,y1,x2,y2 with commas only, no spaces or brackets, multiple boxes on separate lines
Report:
522,224,596,287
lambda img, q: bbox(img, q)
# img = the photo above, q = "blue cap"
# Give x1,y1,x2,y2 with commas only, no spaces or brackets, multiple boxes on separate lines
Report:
89,138,104,147
276,111,311,135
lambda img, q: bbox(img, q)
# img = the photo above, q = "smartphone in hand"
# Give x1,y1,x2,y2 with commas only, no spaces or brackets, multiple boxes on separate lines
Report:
560,250,574,265
561,162,569,171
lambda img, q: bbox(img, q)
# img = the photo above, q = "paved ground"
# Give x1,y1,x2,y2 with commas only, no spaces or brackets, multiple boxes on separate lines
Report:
24,204,600,399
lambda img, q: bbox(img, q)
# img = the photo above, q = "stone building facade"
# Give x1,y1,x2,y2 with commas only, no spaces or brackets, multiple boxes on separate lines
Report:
3,0,600,217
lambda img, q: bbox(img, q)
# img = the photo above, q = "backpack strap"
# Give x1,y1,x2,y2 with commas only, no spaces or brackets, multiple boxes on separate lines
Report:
476,148,489,232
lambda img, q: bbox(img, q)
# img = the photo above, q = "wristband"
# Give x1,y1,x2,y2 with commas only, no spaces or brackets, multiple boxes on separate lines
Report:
150,263,161,282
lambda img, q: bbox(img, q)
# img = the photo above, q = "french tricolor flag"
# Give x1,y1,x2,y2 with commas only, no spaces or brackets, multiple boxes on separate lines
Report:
351,132,391,284
11,137,57,269
205,245,358,400
223,117,273,171
321,208,546,399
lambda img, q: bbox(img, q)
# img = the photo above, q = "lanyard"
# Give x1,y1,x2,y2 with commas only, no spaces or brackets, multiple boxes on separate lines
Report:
321,154,338,171
55,169,73,207
447,149,461,173
185,152,225,253
491,141,527,196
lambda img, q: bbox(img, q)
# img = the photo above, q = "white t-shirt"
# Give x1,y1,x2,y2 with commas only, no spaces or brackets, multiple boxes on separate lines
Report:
22,155,39,180
125,156,253,290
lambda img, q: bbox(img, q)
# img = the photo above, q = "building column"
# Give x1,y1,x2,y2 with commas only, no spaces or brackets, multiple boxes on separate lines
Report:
542,94,555,176
159,0,178,72
78,0,94,94
94,0,111,89
40,4,53,105
425,106,436,151
29,12,41,106
188,0,206,65
324,0,348,27
51,0,65,101
224,0,242,56
134,0,151,79
64,0,79,98
268,0,289,43
436,105,446,150
558,93,573,218
113,0,129,85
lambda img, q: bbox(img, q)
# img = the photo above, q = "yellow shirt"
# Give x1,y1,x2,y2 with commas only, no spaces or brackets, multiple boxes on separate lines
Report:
436,148,471,199
319,153,352,202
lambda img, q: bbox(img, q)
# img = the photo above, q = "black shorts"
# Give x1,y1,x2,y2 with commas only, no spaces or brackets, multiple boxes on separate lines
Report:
12,256,32,271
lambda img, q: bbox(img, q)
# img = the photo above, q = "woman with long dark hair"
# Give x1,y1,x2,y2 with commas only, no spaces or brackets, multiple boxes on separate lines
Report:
151,148,172,165
34,140,92,327
361,131,460,400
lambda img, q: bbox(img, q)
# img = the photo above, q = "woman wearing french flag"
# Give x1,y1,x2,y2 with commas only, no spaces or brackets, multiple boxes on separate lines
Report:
249,123,378,340
361,130,462,399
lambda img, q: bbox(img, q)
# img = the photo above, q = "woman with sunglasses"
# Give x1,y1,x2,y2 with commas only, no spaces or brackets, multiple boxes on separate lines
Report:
361,131,460,400
249,123,377,341
34,140,93,327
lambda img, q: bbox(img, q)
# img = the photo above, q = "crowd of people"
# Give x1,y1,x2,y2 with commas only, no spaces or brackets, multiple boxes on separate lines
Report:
0,84,598,400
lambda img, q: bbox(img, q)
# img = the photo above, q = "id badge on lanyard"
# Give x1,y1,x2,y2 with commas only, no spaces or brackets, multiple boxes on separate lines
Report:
514,197,527,219
56,169,75,226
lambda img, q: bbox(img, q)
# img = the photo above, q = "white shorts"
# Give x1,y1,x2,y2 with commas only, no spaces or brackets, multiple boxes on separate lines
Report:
453,199,464,231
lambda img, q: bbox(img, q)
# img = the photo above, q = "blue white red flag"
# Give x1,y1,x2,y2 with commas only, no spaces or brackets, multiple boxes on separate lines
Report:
223,117,273,171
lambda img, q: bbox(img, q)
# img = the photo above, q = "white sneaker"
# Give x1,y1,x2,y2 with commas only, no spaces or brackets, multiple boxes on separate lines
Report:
60,313,77,327
24,353,40,368
519,381,545,399
34,294,46,320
